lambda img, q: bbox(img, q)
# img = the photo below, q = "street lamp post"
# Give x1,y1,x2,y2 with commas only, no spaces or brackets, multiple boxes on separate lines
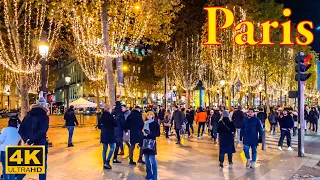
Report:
65,75,71,109
258,85,263,108
5,88,10,110
220,80,226,107
38,40,49,101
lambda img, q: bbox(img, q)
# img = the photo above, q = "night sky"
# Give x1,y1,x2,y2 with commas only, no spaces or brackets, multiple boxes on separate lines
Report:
280,0,320,52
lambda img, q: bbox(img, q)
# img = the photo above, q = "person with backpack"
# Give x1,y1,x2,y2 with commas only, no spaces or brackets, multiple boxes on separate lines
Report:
17,96,49,180
268,109,277,135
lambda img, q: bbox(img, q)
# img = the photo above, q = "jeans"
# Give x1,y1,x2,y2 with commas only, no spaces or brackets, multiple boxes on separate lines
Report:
312,121,318,132
186,122,194,136
270,123,277,135
164,127,169,138
243,145,257,162
175,129,181,142
129,143,143,161
114,141,122,160
278,129,291,147
236,128,241,144
67,126,75,144
144,154,157,180
197,122,205,137
16,148,48,180
102,143,115,164
211,131,217,141
219,153,233,163
1,151,15,180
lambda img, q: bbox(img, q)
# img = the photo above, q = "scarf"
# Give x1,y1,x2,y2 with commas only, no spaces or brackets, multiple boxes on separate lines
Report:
144,119,154,136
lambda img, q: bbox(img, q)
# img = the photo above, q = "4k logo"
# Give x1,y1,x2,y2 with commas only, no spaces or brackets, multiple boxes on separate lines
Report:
6,146,45,174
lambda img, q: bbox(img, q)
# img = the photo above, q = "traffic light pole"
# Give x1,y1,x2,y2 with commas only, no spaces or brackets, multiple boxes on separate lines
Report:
297,53,305,157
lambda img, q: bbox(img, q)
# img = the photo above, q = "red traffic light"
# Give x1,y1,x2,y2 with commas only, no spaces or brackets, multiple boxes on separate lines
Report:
304,54,312,65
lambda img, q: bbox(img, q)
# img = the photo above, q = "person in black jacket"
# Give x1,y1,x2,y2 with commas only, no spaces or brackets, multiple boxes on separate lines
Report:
125,106,145,165
64,106,79,147
218,111,236,168
158,106,166,131
211,110,220,144
142,111,160,180
257,108,267,127
240,108,263,169
113,101,126,164
232,106,244,145
17,96,49,180
268,109,278,135
309,107,319,132
172,106,184,144
98,104,116,169
278,109,294,151
186,107,195,137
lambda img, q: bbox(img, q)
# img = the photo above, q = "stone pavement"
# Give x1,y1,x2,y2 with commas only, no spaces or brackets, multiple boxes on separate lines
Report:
14,126,320,180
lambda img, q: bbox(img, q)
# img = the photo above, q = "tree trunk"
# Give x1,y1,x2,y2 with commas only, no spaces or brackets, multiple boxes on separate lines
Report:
101,0,115,105
96,81,100,111
248,64,252,107
264,71,270,114
1,93,3,109
186,89,190,108
226,85,231,109
20,73,29,118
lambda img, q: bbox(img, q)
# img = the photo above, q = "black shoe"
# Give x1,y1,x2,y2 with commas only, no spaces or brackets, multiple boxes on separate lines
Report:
229,162,233,165
137,159,145,164
129,160,136,165
103,162,112,169
68,143,74,147
176,141,181,144
219,163,223,168
113,159,121,164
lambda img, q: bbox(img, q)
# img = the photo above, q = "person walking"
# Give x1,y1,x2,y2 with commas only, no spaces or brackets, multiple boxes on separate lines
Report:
0,118,20,180
163,110,172,138
310,107,319,132
121,105,131,153
257,108,267,127
278,109,294,151
211,109,221,144
268,109,277,135
292,110,298,136
113,101,126,164
64,106,79,147
232,106,244,145
240,108,263,169
98,104,117,169
142,111,160,180
17,96,49,180
172,106,184,144
186,107,195,137
125,106,145,165
158,106,166,130
218,111,236,168
195,107,207,139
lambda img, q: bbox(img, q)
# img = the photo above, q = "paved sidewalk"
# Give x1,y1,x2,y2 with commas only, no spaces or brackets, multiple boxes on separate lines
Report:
14,126,320,180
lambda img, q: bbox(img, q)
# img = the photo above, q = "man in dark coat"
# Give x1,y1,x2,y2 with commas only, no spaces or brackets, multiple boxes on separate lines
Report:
278,109,294,151
125,106,145,165
172,106,184,144
309,107,319,132
64,106,79,147
186,107,195,137
113,101,125,163
217,111,236,168
98,104,116,169
257,108,267,127
211,109,221,144
232,106,244,145
240,108,263,169
17,96,49,180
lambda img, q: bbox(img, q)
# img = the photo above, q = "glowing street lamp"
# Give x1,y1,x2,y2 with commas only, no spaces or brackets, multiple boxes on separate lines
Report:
65,75,71,108
38,39,49,102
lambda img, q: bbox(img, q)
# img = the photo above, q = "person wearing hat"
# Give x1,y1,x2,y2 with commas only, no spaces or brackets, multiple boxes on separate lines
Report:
64,105,79,147
17,92,49,180
278,108,294,151
240,108,263,169
217,111,236,168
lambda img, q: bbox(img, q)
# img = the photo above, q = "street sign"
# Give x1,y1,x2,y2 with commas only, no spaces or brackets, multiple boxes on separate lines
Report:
288,91,298,98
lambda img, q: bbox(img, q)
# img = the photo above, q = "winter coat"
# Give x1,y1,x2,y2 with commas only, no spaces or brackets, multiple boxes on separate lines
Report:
125,110,144,145
210,110,220,133
257,111,267,125
309,110,319,124
99,111,116,144
142,120,160,155
64,110,79,126
217,117,236,154
196,111,207,123
240,116,263,147
158,109,166,120
279,115,294,130
232,110,244,128
123,110,131,121
172,110,184,130
268,112,277,124
19,105,49,146
114,106,125,142
186,110,195,123
304,110,310,122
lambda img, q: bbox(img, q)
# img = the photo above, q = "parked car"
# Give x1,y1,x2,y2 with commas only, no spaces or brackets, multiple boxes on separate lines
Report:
83,108,96,116
0,109,19,118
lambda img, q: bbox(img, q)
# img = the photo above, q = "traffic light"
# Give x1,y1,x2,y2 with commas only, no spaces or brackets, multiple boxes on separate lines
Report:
295,53,312,81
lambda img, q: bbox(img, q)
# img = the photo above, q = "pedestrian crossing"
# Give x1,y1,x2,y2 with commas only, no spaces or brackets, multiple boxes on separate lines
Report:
264,133,299,150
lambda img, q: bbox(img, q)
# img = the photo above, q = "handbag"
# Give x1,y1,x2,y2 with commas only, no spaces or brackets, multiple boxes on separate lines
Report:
142,139,156,151
222,120,235,137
